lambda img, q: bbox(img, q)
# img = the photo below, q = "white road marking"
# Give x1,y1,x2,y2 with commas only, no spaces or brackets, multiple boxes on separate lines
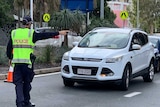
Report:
124,92,142,98
35,72,60,78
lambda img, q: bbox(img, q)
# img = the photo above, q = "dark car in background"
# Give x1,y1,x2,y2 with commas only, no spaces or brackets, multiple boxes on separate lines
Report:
149,35,160,72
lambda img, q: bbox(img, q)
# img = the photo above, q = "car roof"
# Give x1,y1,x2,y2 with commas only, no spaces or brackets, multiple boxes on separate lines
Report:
91,27,145,34
35,27,53,30
148,35,160,39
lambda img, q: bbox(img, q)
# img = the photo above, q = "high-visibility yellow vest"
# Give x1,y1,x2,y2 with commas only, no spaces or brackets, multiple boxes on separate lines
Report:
11,28,35,64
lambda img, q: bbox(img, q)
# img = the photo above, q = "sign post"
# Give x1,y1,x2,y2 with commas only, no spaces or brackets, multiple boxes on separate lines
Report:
43,13,50,22
120,11,128,28
30,0,33,29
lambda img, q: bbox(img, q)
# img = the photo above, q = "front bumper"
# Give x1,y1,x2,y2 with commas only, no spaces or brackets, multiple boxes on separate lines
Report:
61,59,125,81
62,76,122,85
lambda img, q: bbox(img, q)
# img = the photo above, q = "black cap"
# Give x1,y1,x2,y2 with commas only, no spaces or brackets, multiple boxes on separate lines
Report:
22,16,33,25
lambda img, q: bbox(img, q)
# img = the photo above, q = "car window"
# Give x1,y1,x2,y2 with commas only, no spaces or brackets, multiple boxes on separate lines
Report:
138,33,148,46
78,32,129,49
132,35,139,44
143,34,148,43
132,33,148,46
149,37,159,48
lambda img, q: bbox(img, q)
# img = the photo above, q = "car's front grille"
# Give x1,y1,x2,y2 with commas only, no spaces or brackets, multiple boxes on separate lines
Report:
71,57,102,62
72,66,98,76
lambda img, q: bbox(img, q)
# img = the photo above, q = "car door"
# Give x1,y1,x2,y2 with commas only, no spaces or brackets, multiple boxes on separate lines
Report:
137,33,150,69
130,33,143,74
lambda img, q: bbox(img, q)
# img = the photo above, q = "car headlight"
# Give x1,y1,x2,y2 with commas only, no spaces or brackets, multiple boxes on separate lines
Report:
106,56,123,63
62,52,70,61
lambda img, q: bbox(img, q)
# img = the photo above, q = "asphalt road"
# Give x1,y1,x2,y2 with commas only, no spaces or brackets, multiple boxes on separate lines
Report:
1,72,160,107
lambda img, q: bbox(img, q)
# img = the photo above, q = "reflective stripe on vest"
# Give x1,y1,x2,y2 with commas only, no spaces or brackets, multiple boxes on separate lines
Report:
13,45,34,49
12,59,30,63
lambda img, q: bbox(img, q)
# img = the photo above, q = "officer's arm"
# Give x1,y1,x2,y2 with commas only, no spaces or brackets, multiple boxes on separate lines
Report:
32,30,69,43
32,31,59,43
6,37,13,60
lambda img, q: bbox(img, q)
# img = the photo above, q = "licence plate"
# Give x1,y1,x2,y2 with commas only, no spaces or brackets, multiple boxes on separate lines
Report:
77,69,91,75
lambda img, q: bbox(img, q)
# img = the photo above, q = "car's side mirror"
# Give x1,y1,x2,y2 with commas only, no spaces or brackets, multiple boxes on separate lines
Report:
72,42,78,47
132,44,141,50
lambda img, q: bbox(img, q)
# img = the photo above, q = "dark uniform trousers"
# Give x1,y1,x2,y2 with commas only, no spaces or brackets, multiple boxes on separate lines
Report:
13,63,35,107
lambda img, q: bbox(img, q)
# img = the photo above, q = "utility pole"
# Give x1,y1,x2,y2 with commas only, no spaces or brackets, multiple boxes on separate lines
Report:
86,0,89,33
30,0,33,29
100,0,104,19
137,0,139,28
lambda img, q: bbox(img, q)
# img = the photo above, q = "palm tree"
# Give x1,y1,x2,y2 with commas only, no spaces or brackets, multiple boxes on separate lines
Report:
50,9,85,47
72,10,85,33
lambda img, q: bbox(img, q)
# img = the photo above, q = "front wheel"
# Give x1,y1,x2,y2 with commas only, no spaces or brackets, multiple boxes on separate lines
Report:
120,65,130,91
143,61,154,82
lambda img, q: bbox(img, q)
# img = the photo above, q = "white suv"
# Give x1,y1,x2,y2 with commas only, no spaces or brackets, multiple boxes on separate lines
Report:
61,27,155,90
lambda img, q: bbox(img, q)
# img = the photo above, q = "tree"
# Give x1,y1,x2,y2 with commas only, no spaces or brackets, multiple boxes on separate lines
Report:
128,0,160,34
33,0,60,27
72,10,85,33
47,0,60,13
0,0,14,27
33,0,48,27
89,0,116,31
50,9,85,47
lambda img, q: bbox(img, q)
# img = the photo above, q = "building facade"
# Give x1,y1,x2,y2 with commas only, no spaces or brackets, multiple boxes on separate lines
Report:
107,0,132,28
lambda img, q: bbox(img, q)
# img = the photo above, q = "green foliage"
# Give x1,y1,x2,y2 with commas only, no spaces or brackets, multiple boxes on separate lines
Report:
50,9,85,46
89,0,116,31
50,9,85,32
128,0,160,33
34,46,71,64
88,17,117,31
50,9,74,30
53,46,71,63
34,45,54,63
91,0,116,23
43,45,53,63
0,0,14,27
0,46,8,65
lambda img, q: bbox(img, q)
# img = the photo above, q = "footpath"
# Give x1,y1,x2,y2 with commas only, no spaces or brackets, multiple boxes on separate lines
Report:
0,67,61,80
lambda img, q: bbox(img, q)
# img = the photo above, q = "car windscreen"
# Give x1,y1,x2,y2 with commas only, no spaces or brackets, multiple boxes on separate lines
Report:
149,37,158,48
78,32,129,49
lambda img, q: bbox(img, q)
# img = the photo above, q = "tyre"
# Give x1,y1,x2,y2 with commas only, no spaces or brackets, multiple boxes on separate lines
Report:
120,65,130,91
143,61,154,82
63,79,75,87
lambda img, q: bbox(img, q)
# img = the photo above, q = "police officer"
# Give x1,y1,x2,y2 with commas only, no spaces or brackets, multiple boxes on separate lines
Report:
6,16,69,107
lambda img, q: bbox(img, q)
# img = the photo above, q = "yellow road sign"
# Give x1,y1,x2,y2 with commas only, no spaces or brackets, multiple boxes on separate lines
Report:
120,11,128,20
43,13,50,22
